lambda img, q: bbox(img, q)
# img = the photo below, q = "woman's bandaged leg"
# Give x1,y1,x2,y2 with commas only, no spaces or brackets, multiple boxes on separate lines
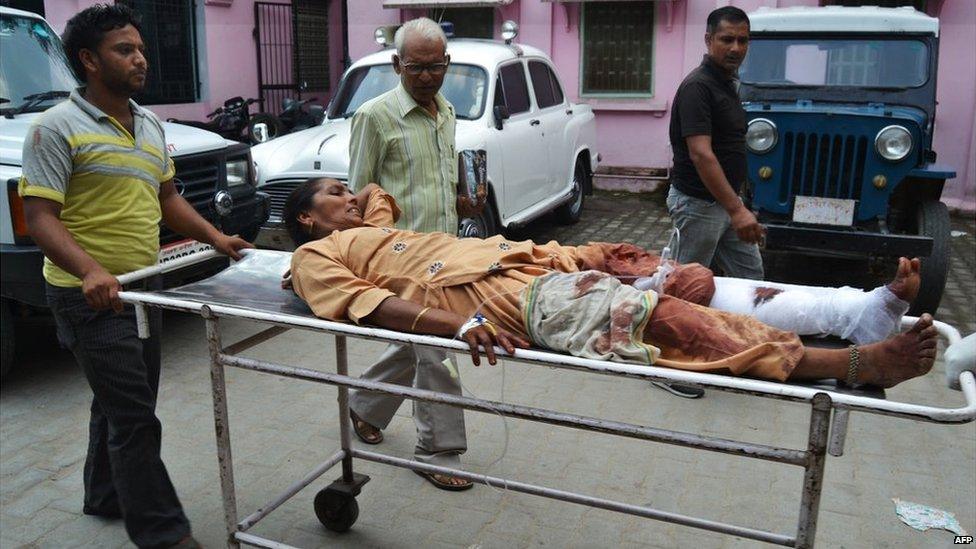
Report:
707,277,909,345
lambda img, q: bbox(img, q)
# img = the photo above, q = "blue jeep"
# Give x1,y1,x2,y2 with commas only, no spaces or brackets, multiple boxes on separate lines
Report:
739,6,954,314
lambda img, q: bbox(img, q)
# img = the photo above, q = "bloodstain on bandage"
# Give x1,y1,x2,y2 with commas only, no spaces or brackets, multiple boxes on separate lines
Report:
574,271,607,297
753,287,784,307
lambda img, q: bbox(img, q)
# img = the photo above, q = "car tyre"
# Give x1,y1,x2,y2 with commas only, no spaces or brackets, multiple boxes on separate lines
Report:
555,157,586,225
908,199,950,316
458,196,498,239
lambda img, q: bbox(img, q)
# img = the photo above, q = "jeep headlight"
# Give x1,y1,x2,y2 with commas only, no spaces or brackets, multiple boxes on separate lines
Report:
875,125,913,162
746,118,777,154
226,158,250,187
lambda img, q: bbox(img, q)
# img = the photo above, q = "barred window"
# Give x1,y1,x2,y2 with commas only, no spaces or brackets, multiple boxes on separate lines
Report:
118,0,198,104
428,7,494,39
294,0,329,91
580,1,654,96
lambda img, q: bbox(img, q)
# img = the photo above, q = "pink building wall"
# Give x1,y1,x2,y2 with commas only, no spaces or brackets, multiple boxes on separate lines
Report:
930,0,976,212
41,0,976,211
44,0,345,123
348,0,974,212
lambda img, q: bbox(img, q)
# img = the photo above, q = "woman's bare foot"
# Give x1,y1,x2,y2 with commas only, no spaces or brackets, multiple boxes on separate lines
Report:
857,314,938,388
887,257,921,303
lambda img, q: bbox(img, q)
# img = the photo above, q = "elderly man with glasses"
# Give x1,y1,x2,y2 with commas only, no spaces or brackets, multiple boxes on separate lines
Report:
345,17,484,491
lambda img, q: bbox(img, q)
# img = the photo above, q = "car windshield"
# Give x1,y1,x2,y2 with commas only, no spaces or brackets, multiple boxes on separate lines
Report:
330,63,488,120
740,38,929,89
0,13,77,113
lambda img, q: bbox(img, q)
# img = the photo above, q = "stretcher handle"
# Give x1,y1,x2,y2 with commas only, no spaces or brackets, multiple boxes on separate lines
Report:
117,249,225,285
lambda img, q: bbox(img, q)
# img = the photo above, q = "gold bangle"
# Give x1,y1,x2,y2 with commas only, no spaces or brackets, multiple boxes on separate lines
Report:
846,345,860,385
482,320,498,336
411,307,431,332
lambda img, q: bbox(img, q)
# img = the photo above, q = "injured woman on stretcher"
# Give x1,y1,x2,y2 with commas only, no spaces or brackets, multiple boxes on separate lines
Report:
283,178,937,388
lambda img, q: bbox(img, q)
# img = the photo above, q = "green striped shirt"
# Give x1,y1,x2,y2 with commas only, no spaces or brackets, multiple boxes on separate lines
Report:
348,83,457,234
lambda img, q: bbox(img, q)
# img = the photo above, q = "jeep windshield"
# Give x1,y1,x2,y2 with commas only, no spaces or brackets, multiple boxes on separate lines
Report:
0,13,77,116
329,63,488,120
740,37,929,90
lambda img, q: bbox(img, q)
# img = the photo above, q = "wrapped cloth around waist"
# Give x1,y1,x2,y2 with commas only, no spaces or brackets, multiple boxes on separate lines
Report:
521,271,660,364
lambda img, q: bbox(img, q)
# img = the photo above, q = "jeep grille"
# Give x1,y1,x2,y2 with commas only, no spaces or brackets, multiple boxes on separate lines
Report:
780,132,868,203
161,156,220,244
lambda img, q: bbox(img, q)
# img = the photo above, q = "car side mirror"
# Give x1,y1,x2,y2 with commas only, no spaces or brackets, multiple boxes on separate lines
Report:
309,105,325,124
493,105,510,130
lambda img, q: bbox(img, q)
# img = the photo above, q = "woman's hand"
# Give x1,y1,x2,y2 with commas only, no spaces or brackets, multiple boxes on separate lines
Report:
459,322,530,366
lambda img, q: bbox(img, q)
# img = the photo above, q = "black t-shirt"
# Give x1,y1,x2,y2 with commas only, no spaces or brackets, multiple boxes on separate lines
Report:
669,56,747,201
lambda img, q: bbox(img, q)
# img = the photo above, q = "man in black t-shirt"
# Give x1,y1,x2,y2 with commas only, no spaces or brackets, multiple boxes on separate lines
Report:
658,6,763,399
667,6,764,281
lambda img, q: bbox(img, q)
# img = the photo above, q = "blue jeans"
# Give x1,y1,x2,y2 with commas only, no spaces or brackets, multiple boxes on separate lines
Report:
47,280,191,548
666,185,764,280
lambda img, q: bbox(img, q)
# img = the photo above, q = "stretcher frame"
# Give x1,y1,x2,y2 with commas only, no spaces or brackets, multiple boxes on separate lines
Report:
118,251,976,549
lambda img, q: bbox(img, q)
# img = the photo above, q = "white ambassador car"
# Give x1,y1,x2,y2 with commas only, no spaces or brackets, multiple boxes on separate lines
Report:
251,30,598,248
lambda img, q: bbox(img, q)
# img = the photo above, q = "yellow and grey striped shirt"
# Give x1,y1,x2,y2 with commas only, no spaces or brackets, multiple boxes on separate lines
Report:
348,83,457,234
19,88,174,287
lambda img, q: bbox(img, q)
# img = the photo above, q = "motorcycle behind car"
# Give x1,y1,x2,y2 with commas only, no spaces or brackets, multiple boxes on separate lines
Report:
167,96,283,144
278,96,325,134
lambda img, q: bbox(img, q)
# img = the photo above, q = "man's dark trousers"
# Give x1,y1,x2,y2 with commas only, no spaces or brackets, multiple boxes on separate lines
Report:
47,280,190,548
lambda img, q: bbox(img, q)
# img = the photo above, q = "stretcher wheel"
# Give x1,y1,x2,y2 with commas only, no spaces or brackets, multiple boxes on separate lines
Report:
314,488,359,532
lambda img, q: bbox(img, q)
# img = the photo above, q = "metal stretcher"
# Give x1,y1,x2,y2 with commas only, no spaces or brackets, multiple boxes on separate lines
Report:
118,249,976,549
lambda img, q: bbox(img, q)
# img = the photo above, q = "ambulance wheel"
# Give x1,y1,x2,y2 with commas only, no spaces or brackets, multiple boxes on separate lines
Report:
314,488,359,532
909,199,950,316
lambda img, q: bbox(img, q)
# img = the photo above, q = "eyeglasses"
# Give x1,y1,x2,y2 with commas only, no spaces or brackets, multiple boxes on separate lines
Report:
401,62,449,76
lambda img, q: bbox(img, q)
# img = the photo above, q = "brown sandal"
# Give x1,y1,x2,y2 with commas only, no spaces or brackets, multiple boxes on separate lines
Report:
349,410,383,444
413,470,474,491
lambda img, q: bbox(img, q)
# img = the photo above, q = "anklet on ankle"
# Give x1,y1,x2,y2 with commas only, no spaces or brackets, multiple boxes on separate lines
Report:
846,345,860,385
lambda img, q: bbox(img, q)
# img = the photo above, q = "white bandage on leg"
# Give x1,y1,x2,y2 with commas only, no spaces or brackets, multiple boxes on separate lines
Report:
708,277,909,345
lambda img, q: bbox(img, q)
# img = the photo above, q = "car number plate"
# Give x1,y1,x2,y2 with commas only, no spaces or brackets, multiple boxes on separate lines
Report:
792,196,856,226
158,239,214,265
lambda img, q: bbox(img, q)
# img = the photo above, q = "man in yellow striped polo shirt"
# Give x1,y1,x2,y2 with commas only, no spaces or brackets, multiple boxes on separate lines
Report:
346,17,484,491
19,6,249,547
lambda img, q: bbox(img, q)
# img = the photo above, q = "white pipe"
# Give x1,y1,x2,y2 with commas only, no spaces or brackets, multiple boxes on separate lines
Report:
135,303,150,340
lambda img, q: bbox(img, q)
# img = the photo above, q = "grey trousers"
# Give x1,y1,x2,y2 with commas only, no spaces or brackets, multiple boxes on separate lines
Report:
349,344,466,466
666,185,764,280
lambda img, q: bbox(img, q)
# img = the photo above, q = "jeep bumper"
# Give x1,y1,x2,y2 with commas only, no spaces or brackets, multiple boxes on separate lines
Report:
763,224,933,257
0,244,47,307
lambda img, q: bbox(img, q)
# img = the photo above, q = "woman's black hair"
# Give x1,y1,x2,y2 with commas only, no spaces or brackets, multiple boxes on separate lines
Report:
62,3,142,82
283,177,327,247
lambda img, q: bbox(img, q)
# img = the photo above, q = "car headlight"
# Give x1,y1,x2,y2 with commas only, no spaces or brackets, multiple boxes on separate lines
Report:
226,158,250,187
875,125,913,162
746,118,777,154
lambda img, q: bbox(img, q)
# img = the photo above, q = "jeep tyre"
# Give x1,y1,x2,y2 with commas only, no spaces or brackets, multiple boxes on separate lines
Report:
909,199,950,316
1,299,13,381
555,157,586,225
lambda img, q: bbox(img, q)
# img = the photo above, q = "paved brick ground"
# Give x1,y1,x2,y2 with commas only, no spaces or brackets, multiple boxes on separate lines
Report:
2,190,974,548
